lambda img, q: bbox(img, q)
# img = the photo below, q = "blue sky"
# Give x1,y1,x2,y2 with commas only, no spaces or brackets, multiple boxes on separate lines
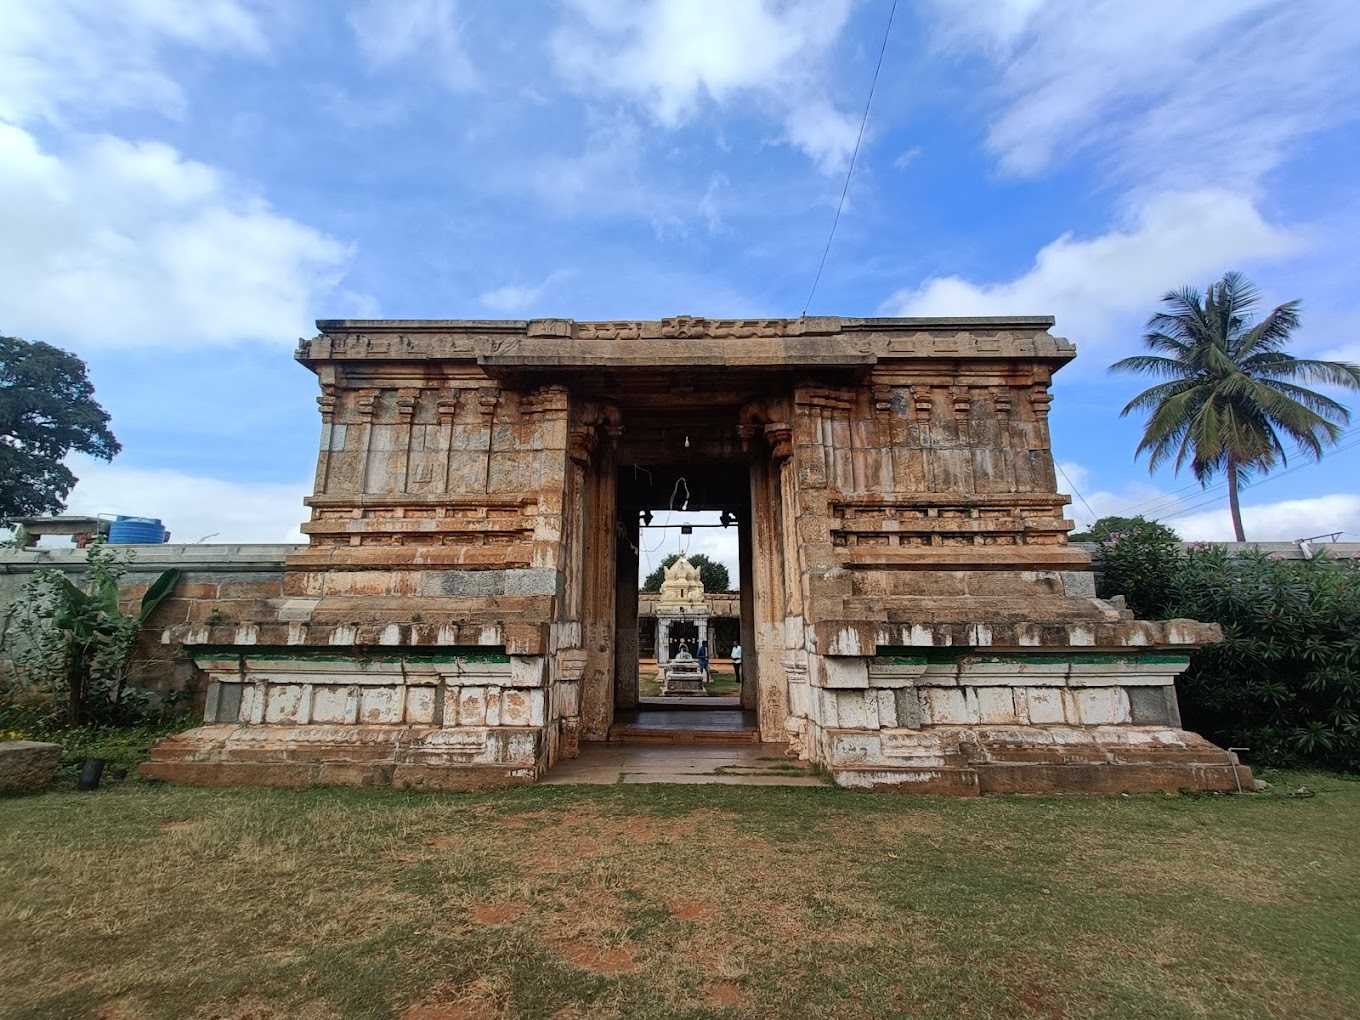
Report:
4,0,1360,573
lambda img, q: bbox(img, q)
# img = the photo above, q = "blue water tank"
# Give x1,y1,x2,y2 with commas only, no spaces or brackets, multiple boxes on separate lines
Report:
108,517,167,544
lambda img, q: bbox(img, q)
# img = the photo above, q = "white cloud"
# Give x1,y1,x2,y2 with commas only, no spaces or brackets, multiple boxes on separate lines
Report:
478,269,569,314
0,0,268,126
1173,494,1360,543
479,284,542,314
882,189,1304,347
892,146,921,170
0,123,356,347
348,0,479,91
927,0,1360,188
638,510,739,588
527,111,713,234
1058,460,1360,543
62,459,308,544
552,0,860,173
0,1,363,349
781,96,861,176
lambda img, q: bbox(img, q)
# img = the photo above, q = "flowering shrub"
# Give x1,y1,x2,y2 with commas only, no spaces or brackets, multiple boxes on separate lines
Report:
1097,527,1360,772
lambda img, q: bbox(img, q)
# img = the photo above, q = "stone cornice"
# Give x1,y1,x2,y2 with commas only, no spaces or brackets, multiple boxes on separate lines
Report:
298,316,1075,372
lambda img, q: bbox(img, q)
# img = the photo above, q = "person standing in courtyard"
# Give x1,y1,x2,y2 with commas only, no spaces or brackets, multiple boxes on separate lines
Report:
731,642,742,685
696,641,709,677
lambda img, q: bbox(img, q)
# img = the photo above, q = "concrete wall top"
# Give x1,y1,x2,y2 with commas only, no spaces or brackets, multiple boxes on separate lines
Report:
0,544,300,575
1073,541,1360,561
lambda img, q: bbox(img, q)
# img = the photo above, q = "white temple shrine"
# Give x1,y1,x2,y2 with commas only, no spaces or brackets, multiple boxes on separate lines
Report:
654,555,708,665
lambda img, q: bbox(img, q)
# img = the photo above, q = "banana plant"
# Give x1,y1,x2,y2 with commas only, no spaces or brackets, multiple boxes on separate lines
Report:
5,541,179,726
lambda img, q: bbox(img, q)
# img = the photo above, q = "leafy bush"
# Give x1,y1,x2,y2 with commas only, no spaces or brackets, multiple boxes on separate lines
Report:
1096,528,1360,772
1092,516,1182,618
2,541,179,728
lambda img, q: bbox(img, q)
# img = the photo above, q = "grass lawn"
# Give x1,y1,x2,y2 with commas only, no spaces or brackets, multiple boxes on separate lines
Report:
2,772,1358,1020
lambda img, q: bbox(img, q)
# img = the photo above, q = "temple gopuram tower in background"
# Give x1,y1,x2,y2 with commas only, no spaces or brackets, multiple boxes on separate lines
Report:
654,554,708,665
145,315,1249,794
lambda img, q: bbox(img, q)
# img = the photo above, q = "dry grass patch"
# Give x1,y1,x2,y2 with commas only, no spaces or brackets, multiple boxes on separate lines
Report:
1,774,1358,1019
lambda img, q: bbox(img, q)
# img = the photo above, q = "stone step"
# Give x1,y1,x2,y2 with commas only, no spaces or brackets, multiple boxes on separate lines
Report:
606,725,761,745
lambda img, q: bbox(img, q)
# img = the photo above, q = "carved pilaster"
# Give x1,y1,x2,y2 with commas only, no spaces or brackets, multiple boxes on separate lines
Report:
764,423,794,463
912,387,934,422
519,384,570,417
1031,385,1053,418
568,426,598,466
317,385,337,423
568,401,624,465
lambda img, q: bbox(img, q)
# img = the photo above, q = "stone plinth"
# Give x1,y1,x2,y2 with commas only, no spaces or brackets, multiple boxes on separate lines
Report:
0,741,62,795
660,657,707,696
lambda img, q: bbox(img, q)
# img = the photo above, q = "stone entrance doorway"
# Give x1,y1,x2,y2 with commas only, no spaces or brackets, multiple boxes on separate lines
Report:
146,315,1249,795
580,416,793,748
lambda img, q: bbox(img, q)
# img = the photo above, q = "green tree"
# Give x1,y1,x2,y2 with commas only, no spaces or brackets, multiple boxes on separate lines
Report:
0,336,120,519
1069,515,1179,543
642,553,732,594
1111,272,1360,541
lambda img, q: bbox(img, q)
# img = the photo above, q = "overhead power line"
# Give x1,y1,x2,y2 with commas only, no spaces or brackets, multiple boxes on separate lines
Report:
1156,436,1360,522
1078,424,1359,524
801,0,897,317
1055,461,1097,523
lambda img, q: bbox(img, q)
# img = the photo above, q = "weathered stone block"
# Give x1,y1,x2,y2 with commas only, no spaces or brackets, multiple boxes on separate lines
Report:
974,688,1019,724
1072,687,1130,725
1059,571,1097,598
0,741,62,795
263,685,305,724
1025,688,1066,724
459,687,487,726
359,687,402,724
311,685,355,724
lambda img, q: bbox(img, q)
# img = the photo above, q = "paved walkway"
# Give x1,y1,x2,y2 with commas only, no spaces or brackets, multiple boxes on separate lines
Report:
540,742,830,786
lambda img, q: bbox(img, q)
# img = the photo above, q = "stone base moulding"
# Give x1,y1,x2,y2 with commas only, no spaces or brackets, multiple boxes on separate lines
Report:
142,645,556,787
141,724,541,789
822,726,1250,794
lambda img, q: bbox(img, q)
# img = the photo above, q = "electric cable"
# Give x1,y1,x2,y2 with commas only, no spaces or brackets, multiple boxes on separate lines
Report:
801,0,897,316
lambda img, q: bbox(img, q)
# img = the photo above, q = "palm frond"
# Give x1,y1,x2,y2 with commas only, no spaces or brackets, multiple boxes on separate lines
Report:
1120,378,1198,419
1109,354,1190,380
1250,356,1360,390
1257,379,1354,423
1235,300,1301,359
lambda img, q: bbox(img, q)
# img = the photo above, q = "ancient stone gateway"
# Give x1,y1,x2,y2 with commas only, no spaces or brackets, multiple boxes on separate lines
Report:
144,315,1249,794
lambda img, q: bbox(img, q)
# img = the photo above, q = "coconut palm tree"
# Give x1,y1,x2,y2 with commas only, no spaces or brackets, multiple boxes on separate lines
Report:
1111,272,1360,541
